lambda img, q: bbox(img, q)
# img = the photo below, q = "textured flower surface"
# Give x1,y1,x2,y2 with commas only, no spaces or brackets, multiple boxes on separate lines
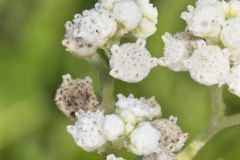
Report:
55,74,98,119
227,63,240,97
67,110,106,151
129,122,161,155
106,154,126,160
143,150,176,160
109,39,158,83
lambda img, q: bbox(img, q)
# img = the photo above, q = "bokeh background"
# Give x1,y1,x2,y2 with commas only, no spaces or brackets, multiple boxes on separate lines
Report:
0,0,240,159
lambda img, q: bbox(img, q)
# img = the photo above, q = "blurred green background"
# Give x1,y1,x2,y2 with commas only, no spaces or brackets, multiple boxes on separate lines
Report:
0,0,240,159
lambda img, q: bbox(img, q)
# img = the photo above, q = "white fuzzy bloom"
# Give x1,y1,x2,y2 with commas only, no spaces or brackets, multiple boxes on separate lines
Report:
181,2,225,38
113,0,142,31
137,0,158,24
74,7,117,46
228,47,240,65
184,45,230,86
67,110,106,152
228,0,240,18
109,39,158,83
106,154,126,160
100,0,116,10
103,114,125,141
62,21,97,57
143,150,176,160
116,94,161,124
159,32,206,72
132,18,157,38
151,116,188,152
221,17,240,48
129,122,161,155
227,63,240,97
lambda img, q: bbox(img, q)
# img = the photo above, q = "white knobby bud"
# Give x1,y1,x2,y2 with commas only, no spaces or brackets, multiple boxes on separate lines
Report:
136,0,158,24
67,110,106,152
159,32,205,72
116,94,161,124
227,63,240,97
106,154,126,160
113,0,142,31
181,2,225,38
100,0,116,10
151,116,188,152
103,114,125,141
132,18,157,38
74,7,117,46
55,74,98,119
129,122,161,155
109,39,158,83
220,17,240,48
184,45,230,86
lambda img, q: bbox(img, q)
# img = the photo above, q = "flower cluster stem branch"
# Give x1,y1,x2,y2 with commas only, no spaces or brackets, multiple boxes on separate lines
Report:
86,53,115,113
177,86,240,160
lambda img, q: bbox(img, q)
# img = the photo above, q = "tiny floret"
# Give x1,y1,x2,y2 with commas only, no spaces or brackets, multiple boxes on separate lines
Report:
184,45,230,86
103,114,125,141
67,110,106,152
143,150,176,160
109,39,158,83
106,154,126,160
129,122,161,155
55,74,98,119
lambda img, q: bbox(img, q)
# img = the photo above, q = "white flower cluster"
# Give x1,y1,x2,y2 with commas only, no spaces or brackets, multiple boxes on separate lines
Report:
62,0,159,83
159,0,240,97
67,94,187,159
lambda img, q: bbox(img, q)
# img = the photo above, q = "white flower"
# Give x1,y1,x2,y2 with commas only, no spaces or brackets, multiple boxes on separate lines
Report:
55,74,98,119
220,17,240,48
109,39,158,83
103,114,125,141
228,47,240,65
106,154,126,160
227,63,240,97
74,7,117,46
159,32,206,72
136,0,158,24
181,2,225,38
129,122,161,155
116,94,161,124
151,116,188,152
62,21,97,57
113,0,142,31
143,150,176,160
67,110,106,152
100,0,116,10
228,0,240,18
132,18,157,38
184,45,230,86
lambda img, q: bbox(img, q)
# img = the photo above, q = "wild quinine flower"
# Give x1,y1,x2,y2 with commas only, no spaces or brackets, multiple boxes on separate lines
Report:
106,154,126,160
55,74,98,119
67,110,106,152
160,0,240,97
109,39,158,83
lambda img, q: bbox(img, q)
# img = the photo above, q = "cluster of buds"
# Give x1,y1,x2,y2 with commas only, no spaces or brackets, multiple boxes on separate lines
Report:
55,74,187,160
62,0,159,83
159,0,240,97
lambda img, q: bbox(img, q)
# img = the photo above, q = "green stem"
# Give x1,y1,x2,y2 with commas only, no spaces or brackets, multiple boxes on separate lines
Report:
177,86,240,160
85,53,115,113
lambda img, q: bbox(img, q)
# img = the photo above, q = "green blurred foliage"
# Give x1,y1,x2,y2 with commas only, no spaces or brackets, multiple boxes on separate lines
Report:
0,0,240,159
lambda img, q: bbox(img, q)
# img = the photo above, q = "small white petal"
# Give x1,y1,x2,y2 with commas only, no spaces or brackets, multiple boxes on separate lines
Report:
132,18,157,38
129,122,161,155
103,114,125,141
113,0,142,30
106,154,126,160
221,17,240,48
227,63,240,97
136,0,158,24
184,45,230,86
67,110,106,152
109,39,158,83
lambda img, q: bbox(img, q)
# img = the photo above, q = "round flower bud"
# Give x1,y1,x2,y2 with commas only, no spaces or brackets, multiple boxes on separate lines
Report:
129,122,161,155
67,110,106,152
116,94,161,123
132,18,157,38
106,154,125,160
55,74,98,119
184,45,230,86
181,2,225,38
221,17,240,48
113,0,142,31
109,39,158,83
100,0,116,10
103,114,125,141
74,7,117,46
227,63,240,97
151,116,188,152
